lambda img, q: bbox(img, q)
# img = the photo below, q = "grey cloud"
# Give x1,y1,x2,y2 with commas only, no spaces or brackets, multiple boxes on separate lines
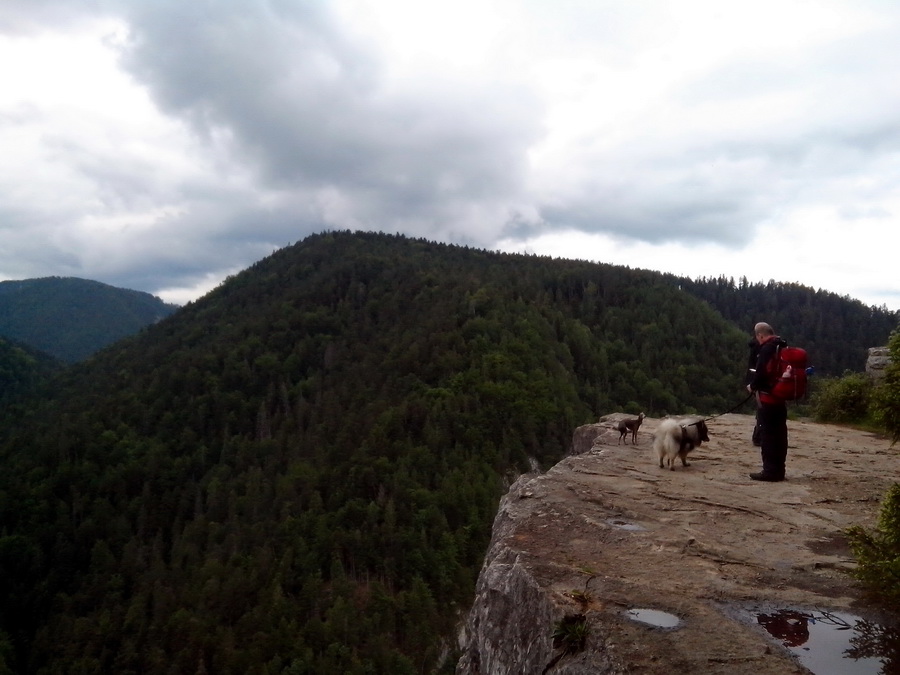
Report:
533,136,778,247
0,212,82,277
72,201,306,295
0,0,110,34
539,193,756,246
113,1,541,240
41,136,172,211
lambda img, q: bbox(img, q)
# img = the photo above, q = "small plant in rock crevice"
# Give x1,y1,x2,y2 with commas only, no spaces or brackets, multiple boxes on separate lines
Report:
551,613,589,654
543,614,591,674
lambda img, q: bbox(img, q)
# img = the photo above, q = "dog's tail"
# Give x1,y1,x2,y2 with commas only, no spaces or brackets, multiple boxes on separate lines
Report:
653,419,682,464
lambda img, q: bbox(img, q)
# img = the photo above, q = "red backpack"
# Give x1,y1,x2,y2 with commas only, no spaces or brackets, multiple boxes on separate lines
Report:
766,345,808,401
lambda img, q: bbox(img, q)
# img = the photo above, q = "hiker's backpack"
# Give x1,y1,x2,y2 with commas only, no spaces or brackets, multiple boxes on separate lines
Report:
767,345,808,400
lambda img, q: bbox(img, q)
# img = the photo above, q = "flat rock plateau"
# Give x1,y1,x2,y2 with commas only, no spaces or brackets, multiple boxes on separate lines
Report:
458,413,898,674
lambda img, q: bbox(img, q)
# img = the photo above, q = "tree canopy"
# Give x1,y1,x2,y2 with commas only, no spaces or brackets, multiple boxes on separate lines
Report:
668,274,897,376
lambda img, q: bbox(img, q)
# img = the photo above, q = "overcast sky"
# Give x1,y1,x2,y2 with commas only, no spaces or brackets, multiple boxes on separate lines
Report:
2,1,899,311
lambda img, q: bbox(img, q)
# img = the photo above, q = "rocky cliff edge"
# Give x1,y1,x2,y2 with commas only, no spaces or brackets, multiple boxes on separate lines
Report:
457,413,896,674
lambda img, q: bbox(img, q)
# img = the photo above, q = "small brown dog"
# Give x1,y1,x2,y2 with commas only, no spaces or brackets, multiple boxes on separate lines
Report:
617,412,645,445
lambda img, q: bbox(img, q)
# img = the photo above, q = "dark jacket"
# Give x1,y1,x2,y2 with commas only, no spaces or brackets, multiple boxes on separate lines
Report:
750,335,788,395
745,338,760,386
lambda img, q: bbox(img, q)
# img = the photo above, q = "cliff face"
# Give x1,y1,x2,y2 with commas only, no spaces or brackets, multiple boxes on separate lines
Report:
455,469,620,675
457,413,895,674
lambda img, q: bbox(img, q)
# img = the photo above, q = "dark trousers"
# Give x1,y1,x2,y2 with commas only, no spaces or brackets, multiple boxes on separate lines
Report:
757,402,788,477
752,399,761,445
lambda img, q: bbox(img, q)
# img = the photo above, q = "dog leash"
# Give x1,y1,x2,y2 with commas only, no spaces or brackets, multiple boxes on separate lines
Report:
684,392,755,427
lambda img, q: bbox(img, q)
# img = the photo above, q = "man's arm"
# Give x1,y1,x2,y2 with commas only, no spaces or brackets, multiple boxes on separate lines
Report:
749,342,776,392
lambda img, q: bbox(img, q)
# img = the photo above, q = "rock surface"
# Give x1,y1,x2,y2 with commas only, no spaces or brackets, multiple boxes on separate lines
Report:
457,413,897,674
866,346,891,378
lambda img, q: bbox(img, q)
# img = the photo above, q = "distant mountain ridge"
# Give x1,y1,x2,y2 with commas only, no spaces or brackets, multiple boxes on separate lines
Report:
0,277,179,363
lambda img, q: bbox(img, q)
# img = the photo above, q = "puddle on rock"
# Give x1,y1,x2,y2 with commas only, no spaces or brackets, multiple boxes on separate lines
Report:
753,608,900,674
625,608,681,629
606,519,644,531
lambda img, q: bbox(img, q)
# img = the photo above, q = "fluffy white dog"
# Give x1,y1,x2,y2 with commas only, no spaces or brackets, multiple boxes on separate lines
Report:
654,417,710,470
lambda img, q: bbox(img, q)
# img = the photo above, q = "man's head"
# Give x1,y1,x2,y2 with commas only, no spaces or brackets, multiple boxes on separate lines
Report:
754,322,774,339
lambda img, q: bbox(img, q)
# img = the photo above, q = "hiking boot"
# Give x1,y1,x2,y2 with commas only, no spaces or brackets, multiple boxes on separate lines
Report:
749,472,784,482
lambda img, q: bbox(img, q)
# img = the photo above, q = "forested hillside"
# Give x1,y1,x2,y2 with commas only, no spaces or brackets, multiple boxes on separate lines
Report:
669,275,898,375
0,231,890,674
0,337,62,407
0,277,179,363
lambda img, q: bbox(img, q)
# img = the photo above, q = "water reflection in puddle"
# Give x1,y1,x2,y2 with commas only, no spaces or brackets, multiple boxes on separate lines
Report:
626,608,681,629
607,519,644,531
754,608,900,674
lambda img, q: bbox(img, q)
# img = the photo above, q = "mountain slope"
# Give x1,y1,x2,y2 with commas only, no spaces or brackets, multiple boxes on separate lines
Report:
0,231,886,674
0,277,179,363
0,336,62,407
667,274,899,376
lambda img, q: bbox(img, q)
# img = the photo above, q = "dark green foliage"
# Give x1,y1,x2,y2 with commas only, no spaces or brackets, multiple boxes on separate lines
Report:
845,616,900,670
0,232,890,673
810,373,875,425
846,483,900,604
0,277,179,363
873,328,900,444
0,337,62,406
668,275,898,376
552,614,589,654
0,630,14,675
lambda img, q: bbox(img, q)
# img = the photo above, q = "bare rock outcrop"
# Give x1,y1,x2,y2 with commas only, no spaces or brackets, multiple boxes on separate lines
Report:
570,414,646,455
866,346,891,378
457,414,896,674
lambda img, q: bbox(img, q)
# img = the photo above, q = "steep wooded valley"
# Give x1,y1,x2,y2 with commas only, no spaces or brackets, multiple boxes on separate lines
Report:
0,231,896,674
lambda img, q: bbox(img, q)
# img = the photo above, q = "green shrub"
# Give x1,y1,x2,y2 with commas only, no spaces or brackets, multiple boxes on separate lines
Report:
872,328,900,445
810,373,875,425
846,483,900,603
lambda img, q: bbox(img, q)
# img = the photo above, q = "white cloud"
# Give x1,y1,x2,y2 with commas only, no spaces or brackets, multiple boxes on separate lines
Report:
0,0,898,309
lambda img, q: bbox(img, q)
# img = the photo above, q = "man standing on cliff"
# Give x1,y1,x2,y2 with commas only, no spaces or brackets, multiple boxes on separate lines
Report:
746,322,788,482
